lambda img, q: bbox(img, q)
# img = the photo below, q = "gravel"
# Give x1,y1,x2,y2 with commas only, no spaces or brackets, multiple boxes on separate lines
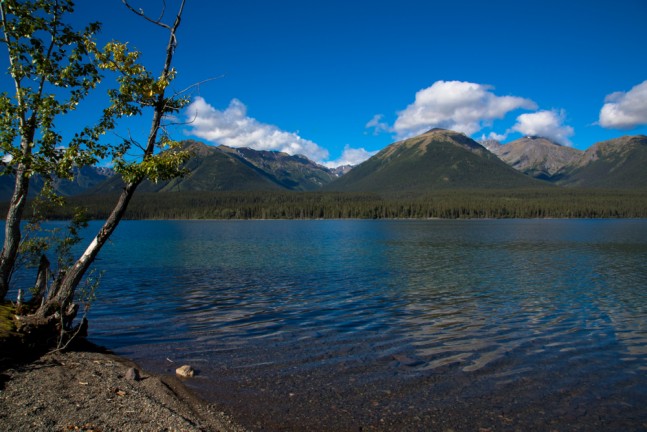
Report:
0,346,246,432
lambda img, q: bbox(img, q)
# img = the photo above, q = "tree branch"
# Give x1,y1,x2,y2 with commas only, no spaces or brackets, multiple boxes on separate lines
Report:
175,75,226,96
122,0,171,30
49,0,188,308
0,3,26,128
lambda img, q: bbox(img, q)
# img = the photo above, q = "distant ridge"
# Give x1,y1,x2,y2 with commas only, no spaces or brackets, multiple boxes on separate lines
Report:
0,166,113,201
220,145,337,190
556,135,647,188
486,134,647,189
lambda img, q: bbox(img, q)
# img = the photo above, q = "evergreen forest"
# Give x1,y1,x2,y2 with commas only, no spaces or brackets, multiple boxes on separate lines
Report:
17,188,647,220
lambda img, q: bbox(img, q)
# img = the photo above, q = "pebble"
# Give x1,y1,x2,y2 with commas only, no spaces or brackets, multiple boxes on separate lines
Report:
125,367,140,381
176,365,195,378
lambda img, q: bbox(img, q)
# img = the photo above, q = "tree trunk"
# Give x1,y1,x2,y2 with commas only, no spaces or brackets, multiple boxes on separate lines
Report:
9,0,186,352
42,0,184,312
48,181,140,310
0,163,30,300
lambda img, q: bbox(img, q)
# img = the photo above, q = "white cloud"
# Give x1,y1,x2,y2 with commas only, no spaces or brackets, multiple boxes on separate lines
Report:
365,114,391,135
323,145,377,168
482,131,508,141
511,109,574,146
392,80,537,138
599,80,647,129
186,96,329,163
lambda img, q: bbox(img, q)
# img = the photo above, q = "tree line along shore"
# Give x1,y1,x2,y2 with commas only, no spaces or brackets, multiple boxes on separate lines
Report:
9,188,647,220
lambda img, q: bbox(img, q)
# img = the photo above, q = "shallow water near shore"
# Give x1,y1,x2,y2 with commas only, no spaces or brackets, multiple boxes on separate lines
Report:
22,219,647,430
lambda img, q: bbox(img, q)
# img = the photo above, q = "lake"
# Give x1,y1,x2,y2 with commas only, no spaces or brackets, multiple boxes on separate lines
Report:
31,220,647,430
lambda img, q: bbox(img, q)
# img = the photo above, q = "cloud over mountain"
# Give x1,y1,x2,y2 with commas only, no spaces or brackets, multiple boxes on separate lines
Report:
185,97,376,167
512,109,575,146
391,81,537,138
324,145,377,168
186,97,330,163
599,80,647,129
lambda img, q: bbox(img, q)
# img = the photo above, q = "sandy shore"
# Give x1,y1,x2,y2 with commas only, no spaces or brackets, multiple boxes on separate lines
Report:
0,343,246,432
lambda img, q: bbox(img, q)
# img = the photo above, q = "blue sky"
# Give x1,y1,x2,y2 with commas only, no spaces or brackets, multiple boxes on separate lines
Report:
67,0,647,166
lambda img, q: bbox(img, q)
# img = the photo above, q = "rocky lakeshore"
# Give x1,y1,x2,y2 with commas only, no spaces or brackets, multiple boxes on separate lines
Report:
0,344,245,432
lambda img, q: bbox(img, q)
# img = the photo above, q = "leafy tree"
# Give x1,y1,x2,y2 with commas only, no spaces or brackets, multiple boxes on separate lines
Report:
0,0,189,349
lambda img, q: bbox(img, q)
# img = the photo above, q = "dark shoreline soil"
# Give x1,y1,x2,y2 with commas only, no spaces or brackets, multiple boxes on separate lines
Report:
0,341,245,432
3,342,646,432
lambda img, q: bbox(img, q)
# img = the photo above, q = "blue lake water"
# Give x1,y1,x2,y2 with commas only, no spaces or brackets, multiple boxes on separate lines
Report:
17,219,647,430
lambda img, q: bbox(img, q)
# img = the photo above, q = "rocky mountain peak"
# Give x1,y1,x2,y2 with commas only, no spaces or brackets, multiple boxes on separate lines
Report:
479,139,501,152
490,136,582,179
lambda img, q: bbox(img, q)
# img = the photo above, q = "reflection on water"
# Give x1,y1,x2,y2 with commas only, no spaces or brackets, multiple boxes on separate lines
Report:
55,219,647,430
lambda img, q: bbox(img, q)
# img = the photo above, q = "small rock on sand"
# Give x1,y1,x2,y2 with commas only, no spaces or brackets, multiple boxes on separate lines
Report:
176,365,195,378
125,367,140,381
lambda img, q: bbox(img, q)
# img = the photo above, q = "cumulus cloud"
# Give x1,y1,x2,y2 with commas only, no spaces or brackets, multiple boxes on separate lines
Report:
392,80,537,138
599,80,647,129
511,109,574,146
186,96,329,163
323,145,377,168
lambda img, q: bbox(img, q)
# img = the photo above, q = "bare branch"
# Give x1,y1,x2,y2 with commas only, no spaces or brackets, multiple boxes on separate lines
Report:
155,74,225,128
162,108,197,128
122,0,171,30
111,129,145,153
175,75,226,96
156,0,168,23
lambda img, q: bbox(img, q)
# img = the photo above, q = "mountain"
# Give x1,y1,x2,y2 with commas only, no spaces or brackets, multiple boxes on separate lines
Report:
479,139,502,153
93,140,340,194
51,166,114,196
220,146,337,190
331,165,353,177
95,141,284,193
0,166,114,201
326,128,547,195
555,135,647,188
7,134,642,203
488,136,582,180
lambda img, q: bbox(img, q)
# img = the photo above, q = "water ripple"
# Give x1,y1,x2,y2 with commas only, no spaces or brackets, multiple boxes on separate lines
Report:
75,219,647,431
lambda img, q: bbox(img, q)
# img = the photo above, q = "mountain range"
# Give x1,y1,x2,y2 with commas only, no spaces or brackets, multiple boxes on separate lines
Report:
483,134,647,188
91,140,342,194
0,166,114,201
1,131,645,201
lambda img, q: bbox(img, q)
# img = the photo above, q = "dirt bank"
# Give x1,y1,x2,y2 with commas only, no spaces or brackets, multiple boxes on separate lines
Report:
0,344,246,432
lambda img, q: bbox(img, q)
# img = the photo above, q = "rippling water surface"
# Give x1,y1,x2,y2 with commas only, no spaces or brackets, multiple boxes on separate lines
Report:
71,220,647,430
